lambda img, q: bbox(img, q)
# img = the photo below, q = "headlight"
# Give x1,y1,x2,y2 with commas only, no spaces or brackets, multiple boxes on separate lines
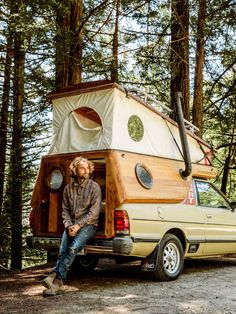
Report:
47,169,63,191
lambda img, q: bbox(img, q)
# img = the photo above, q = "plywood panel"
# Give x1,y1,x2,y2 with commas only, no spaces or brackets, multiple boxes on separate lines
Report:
105,153,127,237
48,192,59,232
192,163,217,179
30,159,45,208
112,151,216,204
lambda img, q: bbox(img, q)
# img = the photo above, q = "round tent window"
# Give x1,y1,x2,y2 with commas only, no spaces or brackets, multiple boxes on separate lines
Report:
128,115,144,142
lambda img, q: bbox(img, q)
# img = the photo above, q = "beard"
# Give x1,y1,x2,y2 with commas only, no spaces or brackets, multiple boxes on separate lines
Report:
78,173,89,180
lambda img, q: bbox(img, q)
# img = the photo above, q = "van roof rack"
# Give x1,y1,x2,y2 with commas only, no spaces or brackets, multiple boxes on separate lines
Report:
129,87,199,134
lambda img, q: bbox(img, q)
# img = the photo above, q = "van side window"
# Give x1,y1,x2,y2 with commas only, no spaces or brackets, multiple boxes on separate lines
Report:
195,181,230,209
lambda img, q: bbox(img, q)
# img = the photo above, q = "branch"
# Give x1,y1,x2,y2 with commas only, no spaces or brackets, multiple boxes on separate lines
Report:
206,59,236,102
206,1,236,18
204,80,236,113
217,142,236,149
121,0,151,18
77,0,112,35
83,7,113,47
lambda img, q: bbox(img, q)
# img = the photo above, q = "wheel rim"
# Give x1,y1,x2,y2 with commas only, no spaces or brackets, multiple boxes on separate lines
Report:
163,242,180,274
79,256,95,267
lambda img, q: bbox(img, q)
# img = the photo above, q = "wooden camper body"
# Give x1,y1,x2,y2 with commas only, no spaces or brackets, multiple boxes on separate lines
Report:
31,81,217,238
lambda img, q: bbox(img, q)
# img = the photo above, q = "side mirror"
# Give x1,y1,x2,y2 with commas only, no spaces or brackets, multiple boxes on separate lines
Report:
230,202,236,211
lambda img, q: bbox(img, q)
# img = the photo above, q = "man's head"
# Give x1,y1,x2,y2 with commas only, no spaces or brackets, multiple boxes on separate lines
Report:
69,157,94,179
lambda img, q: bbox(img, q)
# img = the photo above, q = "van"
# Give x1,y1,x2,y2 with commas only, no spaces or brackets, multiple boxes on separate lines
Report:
27,80,236,280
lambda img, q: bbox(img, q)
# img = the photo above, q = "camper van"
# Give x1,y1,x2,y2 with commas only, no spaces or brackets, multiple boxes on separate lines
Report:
27,80,236,281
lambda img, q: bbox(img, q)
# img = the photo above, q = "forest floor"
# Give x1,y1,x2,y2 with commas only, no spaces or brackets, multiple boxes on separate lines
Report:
0,257,236,314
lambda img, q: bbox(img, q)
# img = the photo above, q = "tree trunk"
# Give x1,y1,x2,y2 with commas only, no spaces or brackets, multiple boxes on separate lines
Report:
221,151,231,195
0,34,13,217
55,0,83,87
220,121,236,195
9,1,25,270
55,6,70,88
68,0,83,85
192,0,206,137
111,0,120,82
170,0,190,121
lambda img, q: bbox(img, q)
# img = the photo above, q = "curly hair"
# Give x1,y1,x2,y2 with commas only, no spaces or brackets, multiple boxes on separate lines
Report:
69,156,94,177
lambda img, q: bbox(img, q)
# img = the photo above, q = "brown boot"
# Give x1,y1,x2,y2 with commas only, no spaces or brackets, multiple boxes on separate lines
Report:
42,272,56,289
42,276,65,297
43,285,65,297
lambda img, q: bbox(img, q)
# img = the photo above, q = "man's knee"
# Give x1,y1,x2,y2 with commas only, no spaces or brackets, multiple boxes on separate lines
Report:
68,247,78,255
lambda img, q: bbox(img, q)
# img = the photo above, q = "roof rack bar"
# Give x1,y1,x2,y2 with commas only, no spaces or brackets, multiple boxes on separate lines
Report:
132,88,172,113
129,87,199,133
183,119,199,132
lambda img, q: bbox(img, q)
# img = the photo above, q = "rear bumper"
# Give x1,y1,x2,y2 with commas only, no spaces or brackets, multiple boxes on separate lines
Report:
26,236,61,250
26,235,134,255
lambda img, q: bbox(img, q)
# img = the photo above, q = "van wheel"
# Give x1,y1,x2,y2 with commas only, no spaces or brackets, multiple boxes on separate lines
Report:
71,255,99,274
153,233,184,281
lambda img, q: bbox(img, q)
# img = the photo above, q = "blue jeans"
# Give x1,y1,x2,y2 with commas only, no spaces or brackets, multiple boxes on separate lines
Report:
53,224,97,282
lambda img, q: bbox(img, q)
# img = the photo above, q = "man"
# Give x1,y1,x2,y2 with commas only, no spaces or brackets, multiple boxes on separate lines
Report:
42,156,102,296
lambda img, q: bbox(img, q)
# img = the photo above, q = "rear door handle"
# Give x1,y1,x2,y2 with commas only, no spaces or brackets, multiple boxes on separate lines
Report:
207,214,212,218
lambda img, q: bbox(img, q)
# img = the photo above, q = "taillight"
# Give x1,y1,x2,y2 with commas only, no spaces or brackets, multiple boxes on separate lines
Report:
114,210,130,235
29,210,35,229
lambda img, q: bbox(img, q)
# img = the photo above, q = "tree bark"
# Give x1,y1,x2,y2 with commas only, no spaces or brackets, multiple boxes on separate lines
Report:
0,34,13,217
221,151,231,195
55,0,83,87
192,0,206,137
170,0,190,121
68,0,83,85
55,5,70,87
111,0,120,82
9,0,25,270
220,121,236,195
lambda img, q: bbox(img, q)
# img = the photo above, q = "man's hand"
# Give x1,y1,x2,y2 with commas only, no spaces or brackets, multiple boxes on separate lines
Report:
68,224,80,237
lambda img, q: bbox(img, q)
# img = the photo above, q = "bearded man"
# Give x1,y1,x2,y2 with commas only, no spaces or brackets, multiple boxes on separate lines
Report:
42,156,101,296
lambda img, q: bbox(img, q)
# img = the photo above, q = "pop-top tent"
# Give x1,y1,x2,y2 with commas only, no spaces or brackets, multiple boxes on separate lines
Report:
47,80,213,165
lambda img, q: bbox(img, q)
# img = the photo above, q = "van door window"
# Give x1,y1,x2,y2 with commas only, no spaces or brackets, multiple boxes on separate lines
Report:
195,181,230,209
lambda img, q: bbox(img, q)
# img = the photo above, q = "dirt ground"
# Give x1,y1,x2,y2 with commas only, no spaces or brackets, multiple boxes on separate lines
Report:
0,257,236,314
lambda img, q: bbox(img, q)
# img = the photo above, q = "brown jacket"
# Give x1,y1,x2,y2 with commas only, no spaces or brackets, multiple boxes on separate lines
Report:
62,178,102,229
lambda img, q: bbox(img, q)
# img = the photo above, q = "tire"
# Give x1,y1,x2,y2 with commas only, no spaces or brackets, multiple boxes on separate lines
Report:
153,233,184,281
71,255,99,274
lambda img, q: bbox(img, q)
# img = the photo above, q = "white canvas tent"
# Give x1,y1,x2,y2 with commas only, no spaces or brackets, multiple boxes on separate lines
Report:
47,81,212,165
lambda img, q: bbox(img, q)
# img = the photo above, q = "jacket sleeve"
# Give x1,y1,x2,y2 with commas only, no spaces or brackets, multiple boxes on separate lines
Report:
62,185,73,229
77,182,102,228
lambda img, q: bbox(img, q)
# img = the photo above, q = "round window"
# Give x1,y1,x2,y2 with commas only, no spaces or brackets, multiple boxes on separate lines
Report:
47,169,63,191
128,115,144,142
135,163,153,189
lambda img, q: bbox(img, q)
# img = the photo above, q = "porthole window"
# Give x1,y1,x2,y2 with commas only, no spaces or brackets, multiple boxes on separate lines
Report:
135,163,153,189
47,169,63,191
128,115,144,142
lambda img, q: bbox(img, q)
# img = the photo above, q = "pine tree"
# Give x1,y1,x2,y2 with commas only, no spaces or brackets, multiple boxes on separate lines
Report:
0,29,13,218
8,0,25,270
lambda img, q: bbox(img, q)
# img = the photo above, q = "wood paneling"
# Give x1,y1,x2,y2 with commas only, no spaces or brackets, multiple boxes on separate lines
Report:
114,152,190,203
113,151,216,203
48,193,59,232
192,163,217,179
31,149,217,238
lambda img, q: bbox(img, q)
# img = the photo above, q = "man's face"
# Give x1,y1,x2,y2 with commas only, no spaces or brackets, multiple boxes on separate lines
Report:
77,161,90,179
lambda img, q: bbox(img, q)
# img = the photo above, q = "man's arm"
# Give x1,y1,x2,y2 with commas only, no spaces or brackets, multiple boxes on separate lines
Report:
61,186,73,229
77,182,102,228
